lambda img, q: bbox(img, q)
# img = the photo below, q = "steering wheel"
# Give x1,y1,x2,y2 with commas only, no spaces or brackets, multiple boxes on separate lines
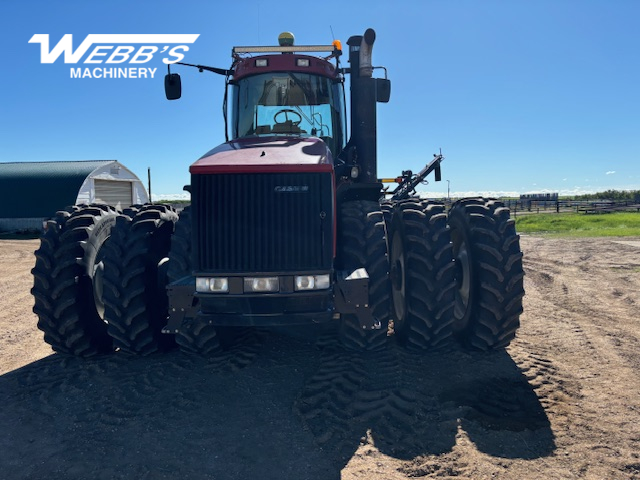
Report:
273,109,302,126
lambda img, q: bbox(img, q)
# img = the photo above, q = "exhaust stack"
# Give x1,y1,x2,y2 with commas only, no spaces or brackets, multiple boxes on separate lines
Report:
359,29,375,77
347,29,379,184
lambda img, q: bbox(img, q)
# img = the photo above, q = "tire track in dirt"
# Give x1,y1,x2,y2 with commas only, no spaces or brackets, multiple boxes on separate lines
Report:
525,242,640,373
297,329,557,476
4,236,640,479
520,236,640,478
3,330,336,480
296,333,451,464
14,329,269,439
295,333,369,459
0,239,51,372
508,341,581,433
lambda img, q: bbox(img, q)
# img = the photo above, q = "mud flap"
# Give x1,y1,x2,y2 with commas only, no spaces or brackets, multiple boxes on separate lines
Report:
162,277,198,334
334,268,380,330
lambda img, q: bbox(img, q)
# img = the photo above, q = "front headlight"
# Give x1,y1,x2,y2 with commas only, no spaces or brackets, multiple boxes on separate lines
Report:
244,277,280,293
196,277,229,293
294,274,331,291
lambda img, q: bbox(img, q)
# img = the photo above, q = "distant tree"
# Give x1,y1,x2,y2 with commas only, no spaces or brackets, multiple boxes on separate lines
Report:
155,199,191,205
573,190,640,201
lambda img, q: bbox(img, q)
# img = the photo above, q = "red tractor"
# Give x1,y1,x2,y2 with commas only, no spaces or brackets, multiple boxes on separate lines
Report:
32,30,524,356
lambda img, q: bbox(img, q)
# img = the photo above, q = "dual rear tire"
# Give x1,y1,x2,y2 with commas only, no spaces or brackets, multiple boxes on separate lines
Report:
447,198,525,349
386,197,524,351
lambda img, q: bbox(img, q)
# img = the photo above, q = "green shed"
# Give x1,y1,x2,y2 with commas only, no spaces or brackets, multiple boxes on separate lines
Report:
0,160,149,232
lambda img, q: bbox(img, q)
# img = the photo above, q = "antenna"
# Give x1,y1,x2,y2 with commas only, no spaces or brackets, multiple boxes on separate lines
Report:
257,1,261,45
330,25,336,41
147,167,152,204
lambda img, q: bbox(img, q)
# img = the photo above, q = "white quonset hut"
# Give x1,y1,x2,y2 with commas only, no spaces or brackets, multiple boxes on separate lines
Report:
0,160,149,232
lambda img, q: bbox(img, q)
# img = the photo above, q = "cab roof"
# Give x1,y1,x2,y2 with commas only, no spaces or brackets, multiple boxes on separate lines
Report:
231,43,342,81
232,54,338,81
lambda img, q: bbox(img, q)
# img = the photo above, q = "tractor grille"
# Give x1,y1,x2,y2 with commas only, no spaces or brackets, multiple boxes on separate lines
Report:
192,172,333,273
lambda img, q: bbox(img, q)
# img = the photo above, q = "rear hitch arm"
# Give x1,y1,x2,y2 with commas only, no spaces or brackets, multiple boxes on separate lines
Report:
388,154,444,201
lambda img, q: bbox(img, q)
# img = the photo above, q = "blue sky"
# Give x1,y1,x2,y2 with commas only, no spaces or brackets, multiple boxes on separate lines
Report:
1,0,638,199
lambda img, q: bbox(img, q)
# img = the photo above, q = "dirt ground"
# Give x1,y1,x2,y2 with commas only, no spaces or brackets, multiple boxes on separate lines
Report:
1,235,640,479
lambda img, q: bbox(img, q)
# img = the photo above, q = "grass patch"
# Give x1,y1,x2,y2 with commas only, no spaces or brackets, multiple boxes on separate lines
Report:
515,212,640,237
611,266,640,273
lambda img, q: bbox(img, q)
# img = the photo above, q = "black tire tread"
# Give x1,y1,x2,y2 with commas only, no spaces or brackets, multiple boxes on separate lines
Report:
175,318,223,356
168,207,222,356
337,200,391,351
391,199,456,349
167,207,193,284
449,197,525,350
102,204,178,355
31,205,117,356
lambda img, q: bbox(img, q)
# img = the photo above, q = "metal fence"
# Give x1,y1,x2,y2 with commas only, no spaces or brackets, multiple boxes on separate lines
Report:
500,199,640,216
425,198,640,216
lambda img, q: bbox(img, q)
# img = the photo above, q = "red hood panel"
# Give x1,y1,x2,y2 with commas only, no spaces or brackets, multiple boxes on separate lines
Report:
190,136,334,174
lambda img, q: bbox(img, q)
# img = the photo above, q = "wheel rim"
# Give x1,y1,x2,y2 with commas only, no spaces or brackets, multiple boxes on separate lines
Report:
451,229,471,328
92,242,108,321
390,230,406,325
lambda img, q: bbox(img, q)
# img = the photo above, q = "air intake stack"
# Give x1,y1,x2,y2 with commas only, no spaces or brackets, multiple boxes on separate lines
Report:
347,29,386,185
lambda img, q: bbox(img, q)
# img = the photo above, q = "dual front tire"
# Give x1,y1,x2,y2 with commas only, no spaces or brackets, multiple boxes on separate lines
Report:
166,207,222,356
335,196,525,352
102,204,178,355
32,205,118,356
336,200,391,351
32,204,180,357
387,199,456,349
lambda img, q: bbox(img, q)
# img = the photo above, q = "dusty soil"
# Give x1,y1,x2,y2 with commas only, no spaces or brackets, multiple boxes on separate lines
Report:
1,236,640,479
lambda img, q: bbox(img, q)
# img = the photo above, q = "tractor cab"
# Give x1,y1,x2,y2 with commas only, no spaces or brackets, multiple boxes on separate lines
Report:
163,30,389,185
228,33,347,158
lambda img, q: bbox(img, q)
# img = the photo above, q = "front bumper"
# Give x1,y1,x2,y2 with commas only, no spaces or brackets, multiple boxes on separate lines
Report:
163,269,376,333
196,290,334,326
163,276,334,333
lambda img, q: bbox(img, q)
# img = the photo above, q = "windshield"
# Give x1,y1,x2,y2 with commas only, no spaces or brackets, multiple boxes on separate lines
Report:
230,72,346,156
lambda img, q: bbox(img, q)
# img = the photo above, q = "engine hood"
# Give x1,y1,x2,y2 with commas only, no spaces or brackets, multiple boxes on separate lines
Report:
190,136,334,175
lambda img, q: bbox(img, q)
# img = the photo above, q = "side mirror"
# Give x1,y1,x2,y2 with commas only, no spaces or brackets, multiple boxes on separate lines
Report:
376,78,391,103
164,73,182,100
